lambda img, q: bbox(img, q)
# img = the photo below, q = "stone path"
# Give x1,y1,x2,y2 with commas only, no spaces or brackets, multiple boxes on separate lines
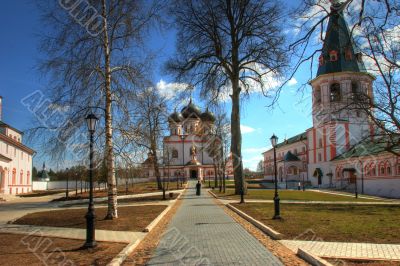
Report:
148,181,283,266
0,224,146,243
280,240,400,260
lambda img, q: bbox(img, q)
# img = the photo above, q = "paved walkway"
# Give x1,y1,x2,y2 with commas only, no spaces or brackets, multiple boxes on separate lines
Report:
280,240,400,260
0,224,145,243
148,181,283,266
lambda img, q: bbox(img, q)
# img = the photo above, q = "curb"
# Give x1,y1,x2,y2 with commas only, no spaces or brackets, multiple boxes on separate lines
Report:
226,203,283,240
297,248,333,266
208,190,218,199
107,239,142,266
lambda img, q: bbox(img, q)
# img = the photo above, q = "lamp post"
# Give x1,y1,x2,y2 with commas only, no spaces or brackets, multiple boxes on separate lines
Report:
83,113,98,248
270,134,281,220
65,167,69,200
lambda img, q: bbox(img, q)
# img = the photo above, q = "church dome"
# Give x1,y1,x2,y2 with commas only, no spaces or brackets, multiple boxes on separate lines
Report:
181,99,201,119
200,109,216,122
168,110,183,123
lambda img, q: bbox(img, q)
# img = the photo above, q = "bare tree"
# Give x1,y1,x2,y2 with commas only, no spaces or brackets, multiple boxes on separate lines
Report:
31,0,163,219
123,87,169,190
167,0,288,195
288,0,400,152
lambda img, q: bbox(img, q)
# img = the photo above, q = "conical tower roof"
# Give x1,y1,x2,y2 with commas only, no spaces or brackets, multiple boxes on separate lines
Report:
316,2,367,77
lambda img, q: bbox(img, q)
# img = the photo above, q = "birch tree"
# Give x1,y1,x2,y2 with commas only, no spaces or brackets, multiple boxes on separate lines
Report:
33,0,162,219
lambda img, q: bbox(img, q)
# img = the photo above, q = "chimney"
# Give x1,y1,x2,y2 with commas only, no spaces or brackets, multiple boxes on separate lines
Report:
0,96,2,121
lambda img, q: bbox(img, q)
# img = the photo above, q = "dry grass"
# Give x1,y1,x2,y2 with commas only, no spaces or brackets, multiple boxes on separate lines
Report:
13,205,167,232
0,233,125,266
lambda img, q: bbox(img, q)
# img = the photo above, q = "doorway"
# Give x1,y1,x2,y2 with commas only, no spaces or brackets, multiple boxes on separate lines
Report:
190,170,197,179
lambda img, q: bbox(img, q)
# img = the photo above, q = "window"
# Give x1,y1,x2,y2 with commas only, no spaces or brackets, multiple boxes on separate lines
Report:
318,153,322,162
318,55,324,66
380,165,385,175
12,168,16,185
371,164,376,176
318,138,323,148
330,83,341,102
302,147,306,153
329,50,338,61
6,145,8,154
172,149,178,158
27,171,30,185
351,82,359,94
20,170,23,185
314,87,321,104
345,48,352,60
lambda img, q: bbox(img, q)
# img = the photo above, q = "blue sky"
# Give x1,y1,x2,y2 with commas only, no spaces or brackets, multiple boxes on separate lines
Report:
0,1,315,171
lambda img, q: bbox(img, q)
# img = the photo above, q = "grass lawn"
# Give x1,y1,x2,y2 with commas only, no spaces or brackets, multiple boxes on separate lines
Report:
233,203,400,244
0,233,125,266
214,189,382,202
13,205,167,232
53,181,184,201
206,179,263,189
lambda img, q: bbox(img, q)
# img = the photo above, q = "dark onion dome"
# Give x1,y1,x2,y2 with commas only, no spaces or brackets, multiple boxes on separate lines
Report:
200,109,216,122
168,110,183,123
316,1,367,77
181,98,201,119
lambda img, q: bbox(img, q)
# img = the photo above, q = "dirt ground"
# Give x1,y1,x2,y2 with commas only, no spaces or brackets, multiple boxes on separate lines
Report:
0,233,125,266
13,205,167,232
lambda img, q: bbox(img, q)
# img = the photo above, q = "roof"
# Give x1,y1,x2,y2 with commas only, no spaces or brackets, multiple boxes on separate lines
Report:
0,154,12,162
168,111,184,123
276,132,307,149
283,151,300,162
200,109,216,122
0,121,23,135
316,2,367,77
332,139,397,161
181,98,202,119
185,158,201,166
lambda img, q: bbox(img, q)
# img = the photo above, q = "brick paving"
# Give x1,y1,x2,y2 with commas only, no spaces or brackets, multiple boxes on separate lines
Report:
280,240,400,260
147,181,283,266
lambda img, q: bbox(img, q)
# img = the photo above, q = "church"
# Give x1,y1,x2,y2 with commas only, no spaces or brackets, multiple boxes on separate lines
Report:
0,96,35,195
263,2,400,198
143,99,233,182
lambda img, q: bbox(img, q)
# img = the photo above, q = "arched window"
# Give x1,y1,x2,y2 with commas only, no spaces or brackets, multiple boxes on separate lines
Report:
370,163,376,176
172,149,178,158
12,168,16,185
20,170,24,185
330,83,341,102
318,55,324,66
329,50,338,61
314,86,321,104
27,171,30,185
385,161,391,175
379,162,385,175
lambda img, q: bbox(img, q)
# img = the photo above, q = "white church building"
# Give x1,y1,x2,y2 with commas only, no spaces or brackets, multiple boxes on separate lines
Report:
0,96,35,195
143,99,233,181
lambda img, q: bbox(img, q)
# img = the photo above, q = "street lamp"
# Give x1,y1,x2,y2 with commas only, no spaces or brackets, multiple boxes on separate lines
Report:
65,167,69,200
83,113,98,248
270,134,281,220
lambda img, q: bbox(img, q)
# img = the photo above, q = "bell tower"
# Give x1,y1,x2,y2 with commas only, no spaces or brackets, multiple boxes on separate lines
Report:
307,1,376,180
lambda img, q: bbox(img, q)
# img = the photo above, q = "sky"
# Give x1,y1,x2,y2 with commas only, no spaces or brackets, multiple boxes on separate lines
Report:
0,1,315,171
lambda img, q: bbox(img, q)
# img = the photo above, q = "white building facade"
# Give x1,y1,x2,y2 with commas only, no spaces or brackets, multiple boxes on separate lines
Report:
263,2,400,198
0,97,35,195
143,100,233,181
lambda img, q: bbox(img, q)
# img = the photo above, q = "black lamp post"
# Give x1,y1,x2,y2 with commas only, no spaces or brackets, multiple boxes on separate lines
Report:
65,167,69,200
83,113,98,249
270,134,281,220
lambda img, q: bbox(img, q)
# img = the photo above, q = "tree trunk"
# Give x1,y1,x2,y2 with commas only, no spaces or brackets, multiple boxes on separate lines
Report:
231,81,246,195
151,142,162,190
213,163,218,188
102,0,118,219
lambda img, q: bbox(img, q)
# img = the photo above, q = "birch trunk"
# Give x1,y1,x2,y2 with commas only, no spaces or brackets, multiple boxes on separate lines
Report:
102,0,118,219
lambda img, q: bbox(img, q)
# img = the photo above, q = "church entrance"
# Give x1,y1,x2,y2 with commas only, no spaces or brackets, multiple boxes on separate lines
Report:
190,170,197,179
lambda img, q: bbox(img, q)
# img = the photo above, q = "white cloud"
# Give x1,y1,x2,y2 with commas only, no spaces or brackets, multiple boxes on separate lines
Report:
242,155,264,171
243,146,271,153
240,125,255,134
156,79,189,99
288,78,298,86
